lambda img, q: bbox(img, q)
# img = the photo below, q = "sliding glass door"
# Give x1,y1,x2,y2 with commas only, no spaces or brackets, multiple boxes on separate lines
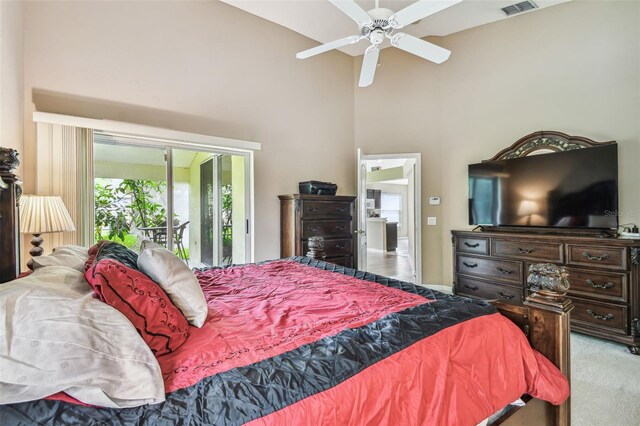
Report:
94,134,251,267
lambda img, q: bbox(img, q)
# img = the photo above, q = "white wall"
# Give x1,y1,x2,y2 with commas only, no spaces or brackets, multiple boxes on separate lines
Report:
356,0,640,285
20,0,355,263
0,0,24,175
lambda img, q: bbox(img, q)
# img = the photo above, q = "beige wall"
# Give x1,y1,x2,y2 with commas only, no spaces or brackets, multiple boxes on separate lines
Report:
9,1,638,283
356,0,639,285
0,0,24,176
20,0,355,263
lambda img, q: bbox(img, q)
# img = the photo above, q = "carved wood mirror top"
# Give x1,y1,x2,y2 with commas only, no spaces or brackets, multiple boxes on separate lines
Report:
486,130,616,162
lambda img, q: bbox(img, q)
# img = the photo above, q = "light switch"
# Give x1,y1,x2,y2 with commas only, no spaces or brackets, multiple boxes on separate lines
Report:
427,217,437,226
428,196,441,205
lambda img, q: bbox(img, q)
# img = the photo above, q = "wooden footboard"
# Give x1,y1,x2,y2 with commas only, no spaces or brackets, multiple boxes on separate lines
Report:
492,293,573,426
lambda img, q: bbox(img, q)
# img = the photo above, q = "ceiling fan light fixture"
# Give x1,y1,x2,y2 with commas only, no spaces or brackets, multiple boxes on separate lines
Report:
297,0,460,86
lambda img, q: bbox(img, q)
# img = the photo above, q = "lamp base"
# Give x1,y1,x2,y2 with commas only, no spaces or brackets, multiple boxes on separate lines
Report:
27,233,44,271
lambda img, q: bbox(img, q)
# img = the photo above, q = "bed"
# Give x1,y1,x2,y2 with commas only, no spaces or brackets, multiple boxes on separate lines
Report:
0,146,572,425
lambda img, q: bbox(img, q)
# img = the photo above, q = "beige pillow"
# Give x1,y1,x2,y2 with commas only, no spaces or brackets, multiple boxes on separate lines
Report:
0,266,165,408
31,245,88,272
137,240,208,327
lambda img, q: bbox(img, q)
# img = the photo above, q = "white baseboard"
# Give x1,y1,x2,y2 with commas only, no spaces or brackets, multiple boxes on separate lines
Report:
418,283,453,294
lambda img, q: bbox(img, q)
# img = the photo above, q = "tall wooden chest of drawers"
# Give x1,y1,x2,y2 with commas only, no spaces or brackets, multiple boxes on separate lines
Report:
279,194,357,268
452,230,640,354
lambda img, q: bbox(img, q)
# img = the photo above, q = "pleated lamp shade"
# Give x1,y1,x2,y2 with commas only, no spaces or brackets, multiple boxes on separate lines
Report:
19,195,76,234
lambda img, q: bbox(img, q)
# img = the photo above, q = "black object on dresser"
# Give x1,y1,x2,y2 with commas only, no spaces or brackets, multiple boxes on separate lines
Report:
451,230,640,354
279,194,357,268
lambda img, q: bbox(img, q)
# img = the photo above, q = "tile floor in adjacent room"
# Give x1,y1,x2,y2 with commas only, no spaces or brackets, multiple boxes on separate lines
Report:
366,237,415,283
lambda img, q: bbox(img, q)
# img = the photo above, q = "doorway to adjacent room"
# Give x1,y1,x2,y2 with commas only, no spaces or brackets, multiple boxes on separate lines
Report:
356,151,421,284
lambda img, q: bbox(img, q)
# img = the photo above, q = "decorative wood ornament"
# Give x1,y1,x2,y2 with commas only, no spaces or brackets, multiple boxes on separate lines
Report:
487,130,615,161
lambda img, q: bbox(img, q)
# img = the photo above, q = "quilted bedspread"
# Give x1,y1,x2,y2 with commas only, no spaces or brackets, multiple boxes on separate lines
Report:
0,257,569,425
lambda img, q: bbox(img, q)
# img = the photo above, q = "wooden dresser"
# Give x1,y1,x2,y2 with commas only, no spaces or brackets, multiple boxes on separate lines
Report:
279,194,357,268
452,230,640,354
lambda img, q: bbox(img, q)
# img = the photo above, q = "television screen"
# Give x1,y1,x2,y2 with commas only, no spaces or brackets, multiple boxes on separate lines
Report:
468,145,618,229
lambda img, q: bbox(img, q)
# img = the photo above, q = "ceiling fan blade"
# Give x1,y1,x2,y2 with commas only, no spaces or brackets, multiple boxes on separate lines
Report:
390,0,462,29
296,35,363,59
359,46,380,87
328,0,373,26
391,33,451,64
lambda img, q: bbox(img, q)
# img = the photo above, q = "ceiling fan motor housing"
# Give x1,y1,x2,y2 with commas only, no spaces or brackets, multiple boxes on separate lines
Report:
360,8,394,42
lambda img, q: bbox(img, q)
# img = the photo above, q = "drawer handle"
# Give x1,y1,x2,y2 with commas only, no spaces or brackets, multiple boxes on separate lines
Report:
464,284,478,291
517,247,536,254
464,242,480,248
582,252,609,261
587,309,614,321
496,267,514,275
335,244,346,250
309,207,320,213
462,262,478,268
335,206,347,213
335,225,345,232
498,292,515,300
586,279,614,290
309,226,320,232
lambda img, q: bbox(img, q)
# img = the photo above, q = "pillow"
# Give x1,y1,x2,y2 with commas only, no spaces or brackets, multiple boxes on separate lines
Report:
85,240,139,271
31,245,88,272
138,240,208,328
0,266,165,408
85,259,190,356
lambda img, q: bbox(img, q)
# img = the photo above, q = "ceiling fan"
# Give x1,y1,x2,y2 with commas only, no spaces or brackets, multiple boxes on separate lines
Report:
296,0,462,87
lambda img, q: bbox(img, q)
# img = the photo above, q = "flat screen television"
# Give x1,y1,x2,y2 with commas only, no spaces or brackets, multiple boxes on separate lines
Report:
468,145,618,229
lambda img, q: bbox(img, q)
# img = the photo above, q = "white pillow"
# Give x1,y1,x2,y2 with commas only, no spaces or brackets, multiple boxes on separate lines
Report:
0,266,165,408
31,245,88,272
137,240,208,327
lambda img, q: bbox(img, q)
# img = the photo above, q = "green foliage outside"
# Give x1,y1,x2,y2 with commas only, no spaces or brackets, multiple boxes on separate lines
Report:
221,184,233,248
94,179,168,243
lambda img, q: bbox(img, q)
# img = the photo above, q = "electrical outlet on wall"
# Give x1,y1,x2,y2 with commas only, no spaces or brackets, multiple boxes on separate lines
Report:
427,217,437,226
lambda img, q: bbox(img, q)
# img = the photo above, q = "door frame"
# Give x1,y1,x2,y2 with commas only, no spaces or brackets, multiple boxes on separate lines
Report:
356,150,422,284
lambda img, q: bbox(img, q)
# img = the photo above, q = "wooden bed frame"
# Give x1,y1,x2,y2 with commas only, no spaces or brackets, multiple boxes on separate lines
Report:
0,146,571,426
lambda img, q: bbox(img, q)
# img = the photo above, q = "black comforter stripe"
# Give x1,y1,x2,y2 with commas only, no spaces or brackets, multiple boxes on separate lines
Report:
1,257,496,426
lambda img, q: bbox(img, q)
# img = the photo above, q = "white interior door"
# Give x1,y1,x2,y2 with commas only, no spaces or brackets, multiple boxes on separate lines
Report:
356,149,368,271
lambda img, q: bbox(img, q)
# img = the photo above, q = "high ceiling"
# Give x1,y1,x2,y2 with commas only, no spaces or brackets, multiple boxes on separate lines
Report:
221,0,571,56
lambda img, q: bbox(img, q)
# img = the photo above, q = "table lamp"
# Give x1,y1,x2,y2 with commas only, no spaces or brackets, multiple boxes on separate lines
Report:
19,195,76,270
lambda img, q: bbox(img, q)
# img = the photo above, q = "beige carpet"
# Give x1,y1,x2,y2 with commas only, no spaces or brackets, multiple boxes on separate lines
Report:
570,332,640,425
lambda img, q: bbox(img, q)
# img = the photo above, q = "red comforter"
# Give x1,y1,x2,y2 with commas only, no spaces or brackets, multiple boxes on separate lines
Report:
166,260,568,425
48,260,569,425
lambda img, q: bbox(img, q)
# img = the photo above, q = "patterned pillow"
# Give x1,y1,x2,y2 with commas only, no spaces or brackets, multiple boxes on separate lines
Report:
85,241,138,272
85,259,189,356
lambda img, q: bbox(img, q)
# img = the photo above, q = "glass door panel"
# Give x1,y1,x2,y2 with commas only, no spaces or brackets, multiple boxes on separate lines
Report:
93,136,168,251
171,149,248,267
220,154,247,266
171,149,220,267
